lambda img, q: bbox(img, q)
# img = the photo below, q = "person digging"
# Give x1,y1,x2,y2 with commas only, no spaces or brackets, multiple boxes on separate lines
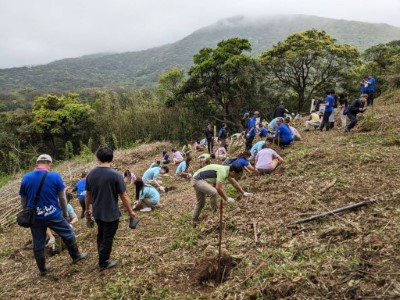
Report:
191,163,252,227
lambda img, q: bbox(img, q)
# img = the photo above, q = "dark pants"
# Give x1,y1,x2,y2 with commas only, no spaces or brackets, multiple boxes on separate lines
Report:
346,112,357,131
31,216,75,253
95,218,119,267
273,138,292,147
78,198,85,215
319,111,332,131
207,139,214,154
367,91,374,106
245,135,255,150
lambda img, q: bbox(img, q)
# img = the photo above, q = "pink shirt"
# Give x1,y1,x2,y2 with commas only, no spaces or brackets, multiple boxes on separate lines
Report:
172,151,183,160
255,148,281,170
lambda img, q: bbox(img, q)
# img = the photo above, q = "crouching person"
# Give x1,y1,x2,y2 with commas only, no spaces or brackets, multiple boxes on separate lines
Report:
191,163,252,227
142,165,169,192
19,154,87,276
255,142,284,175
133,178,160,212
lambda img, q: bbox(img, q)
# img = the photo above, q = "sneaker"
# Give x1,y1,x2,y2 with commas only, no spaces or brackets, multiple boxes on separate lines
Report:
46,236,55,247
99,260,117,271
140,207,152,212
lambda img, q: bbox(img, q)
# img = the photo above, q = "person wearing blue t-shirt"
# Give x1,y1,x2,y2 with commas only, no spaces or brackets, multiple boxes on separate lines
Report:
249,140,266,161
319,90,335,131
72,172,87,218
19,154,87,275
274,120,293,147
142,165,169,192
259,124,267,138
230,150,257,174
366,74,375,106
175,157,192,178
245,111,259,150
133,178,161,212
268,117,283,132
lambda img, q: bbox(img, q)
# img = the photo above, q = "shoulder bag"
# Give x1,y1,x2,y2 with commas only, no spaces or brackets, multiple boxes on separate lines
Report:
17,171,48,228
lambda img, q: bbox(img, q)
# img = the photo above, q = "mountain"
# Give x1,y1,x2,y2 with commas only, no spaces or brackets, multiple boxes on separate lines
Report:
1,14,400,92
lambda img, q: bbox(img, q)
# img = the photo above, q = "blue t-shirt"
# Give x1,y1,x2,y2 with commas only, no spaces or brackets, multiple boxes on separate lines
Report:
75,178,86,201
250,141,266,157
19,169,66,221
259,127,267,137
143,167,161,181
247,117,257,137
367,77,375,91
325,95,334,113
277,124,294,143
230,158,250,167
67,203,77,219
175,161,187,174
139,186,160,205
150,162,158,168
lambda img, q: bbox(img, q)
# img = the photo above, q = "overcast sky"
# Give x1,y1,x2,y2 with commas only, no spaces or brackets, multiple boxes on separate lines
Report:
0,0,399,68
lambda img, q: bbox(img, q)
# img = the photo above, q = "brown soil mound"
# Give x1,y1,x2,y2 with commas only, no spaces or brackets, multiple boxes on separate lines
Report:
191,254,239,286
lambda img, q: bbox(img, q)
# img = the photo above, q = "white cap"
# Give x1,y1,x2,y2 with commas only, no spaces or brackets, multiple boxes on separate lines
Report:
36,154,52,163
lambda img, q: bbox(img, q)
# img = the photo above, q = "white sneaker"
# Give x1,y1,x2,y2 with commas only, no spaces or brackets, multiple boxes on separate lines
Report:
140,207,152,212
46,236,55,247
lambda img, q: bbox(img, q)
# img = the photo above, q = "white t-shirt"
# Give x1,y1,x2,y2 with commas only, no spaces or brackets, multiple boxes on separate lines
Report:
255,148,281,170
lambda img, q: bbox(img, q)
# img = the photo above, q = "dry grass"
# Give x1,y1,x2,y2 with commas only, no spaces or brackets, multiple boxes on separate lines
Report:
1,94,400,299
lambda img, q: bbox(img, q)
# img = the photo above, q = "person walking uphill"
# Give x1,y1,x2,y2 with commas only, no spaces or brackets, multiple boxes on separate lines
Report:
205,124,214,154
319,90,335,131
85,147,136,271
19,154,87,276
191,163,252,227
245,111,259,150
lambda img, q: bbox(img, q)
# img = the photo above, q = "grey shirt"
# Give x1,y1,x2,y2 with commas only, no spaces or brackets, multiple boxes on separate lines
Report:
86,166,126,222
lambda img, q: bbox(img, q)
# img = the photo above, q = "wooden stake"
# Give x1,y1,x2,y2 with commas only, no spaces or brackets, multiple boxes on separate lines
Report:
217,198,224,282
253,219,258,244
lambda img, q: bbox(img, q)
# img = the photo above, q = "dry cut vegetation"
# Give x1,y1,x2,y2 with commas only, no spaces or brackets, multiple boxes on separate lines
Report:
0,94,400,299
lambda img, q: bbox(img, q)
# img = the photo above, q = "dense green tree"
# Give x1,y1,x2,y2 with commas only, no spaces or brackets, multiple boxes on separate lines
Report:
179,38,261,127
259,29,360,111
156,68,185,106
363,40,400,88
32,93,95,155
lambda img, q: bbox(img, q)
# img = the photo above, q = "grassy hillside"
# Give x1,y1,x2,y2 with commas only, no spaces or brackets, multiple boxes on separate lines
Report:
1,14,400,92
0,91,399,299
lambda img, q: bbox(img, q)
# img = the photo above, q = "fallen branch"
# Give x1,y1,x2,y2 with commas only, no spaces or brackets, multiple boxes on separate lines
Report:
291,201,369,225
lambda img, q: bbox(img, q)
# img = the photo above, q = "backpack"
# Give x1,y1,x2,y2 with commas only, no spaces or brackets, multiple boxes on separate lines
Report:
218,128,227,139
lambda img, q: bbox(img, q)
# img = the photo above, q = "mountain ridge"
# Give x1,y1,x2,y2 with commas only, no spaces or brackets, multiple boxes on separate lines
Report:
1,14,400,92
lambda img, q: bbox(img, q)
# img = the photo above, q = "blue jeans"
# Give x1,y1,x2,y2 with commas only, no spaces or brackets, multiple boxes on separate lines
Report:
31,216,75,252
95,218,119,267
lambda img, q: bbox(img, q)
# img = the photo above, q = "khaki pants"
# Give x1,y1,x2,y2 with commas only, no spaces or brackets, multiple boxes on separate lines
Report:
191,179,217,222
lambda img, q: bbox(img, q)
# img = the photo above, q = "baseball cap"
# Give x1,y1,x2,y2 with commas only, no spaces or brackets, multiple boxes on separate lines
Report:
242,112,250,119
253,111,259,115
37,154,52,163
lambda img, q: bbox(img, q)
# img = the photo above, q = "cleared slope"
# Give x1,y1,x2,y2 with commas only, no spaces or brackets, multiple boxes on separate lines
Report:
0,93,399,298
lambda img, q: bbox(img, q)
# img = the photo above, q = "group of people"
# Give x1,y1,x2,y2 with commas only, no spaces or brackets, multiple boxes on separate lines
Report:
19,74,376,276
305,74,374,133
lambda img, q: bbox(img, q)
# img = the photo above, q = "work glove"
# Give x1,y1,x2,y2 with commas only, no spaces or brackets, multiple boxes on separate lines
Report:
227,197,235,204
243,192,252,197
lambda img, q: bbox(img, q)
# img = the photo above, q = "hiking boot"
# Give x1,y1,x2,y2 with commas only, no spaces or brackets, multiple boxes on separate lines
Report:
34,251,51,276
192,219,200,228
65,237,88,264
99,260,117,271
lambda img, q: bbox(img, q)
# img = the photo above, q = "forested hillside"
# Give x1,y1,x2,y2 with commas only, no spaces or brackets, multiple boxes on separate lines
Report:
1,14,400,92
